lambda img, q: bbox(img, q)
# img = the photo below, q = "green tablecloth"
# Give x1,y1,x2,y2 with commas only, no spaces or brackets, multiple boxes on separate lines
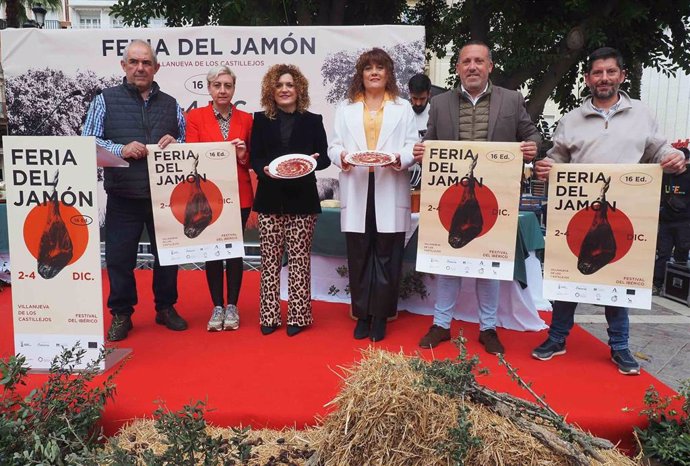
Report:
0,203,8,254
312,208,544,287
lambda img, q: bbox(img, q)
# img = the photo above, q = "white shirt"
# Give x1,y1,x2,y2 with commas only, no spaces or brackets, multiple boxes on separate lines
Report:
413,103,430,139
460,83,490,106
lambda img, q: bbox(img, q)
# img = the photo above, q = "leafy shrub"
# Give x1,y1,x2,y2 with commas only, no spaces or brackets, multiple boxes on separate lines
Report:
108,400,254,465
0,344,118,465
635,380,690,466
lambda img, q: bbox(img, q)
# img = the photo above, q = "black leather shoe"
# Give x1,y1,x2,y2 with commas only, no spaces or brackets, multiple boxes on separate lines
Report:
369,317,387,342
108,314,133,342
286,325,305,337
155,306,188,331
261,325,279,335
354,318,370,340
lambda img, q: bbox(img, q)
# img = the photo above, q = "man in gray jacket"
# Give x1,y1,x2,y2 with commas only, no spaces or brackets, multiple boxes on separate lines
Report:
413,40,540,354
533,46,684,374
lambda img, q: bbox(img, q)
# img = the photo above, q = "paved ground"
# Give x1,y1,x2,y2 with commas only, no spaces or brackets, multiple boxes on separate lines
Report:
575,296,690,391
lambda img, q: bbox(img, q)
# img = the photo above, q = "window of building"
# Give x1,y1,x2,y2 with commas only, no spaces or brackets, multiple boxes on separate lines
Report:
79,15,101,29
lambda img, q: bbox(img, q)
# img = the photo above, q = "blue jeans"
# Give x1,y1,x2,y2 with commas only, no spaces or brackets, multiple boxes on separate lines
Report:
433,275,499,331
105,194,178,316
548,301,629,351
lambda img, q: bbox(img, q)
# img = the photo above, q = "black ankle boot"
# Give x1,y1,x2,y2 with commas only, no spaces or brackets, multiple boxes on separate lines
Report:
261,325,278,335
353,318,371,340
370,317,387,342
287,325,304,337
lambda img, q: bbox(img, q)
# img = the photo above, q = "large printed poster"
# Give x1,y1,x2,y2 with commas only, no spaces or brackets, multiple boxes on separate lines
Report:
1,25,424,228
0,26,424,142
416,140,523,280
147,142,243,265
3,136,103,369
543,164,662,309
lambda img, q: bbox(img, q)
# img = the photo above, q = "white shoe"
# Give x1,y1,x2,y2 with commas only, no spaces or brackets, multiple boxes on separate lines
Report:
207,306,225,332
223,304,240,330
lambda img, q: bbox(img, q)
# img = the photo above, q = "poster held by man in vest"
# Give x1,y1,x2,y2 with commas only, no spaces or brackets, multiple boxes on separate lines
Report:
543,163,661,309
147,142,243,265
416,140,523,280
3,136,104,369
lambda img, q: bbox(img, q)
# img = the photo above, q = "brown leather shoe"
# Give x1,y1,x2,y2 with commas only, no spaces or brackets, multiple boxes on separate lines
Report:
419,325,451,349
478,329,505,355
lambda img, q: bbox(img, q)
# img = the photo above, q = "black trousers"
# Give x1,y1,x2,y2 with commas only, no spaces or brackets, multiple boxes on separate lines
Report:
205,207,250,307
653,220,690,286
346,173,405,320
105,194,178,316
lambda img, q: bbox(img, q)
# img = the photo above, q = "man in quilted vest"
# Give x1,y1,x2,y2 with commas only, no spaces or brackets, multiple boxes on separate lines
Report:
413,40,540,354
83,39,187,341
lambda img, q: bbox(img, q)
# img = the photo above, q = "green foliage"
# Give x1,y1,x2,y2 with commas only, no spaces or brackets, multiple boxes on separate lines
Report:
0,344,117,465
635,380,690,466
109,401,254,465
110,0,408,27
399,269,430,300
408,0,690,120
410,336,484,464
0,0,63,28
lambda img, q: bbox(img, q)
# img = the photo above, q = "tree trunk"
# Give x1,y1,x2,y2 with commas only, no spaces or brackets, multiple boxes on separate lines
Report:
465,0,490,43
526,47,582,122
627,59,643,100
296,1,313,25
329,0,345,25
5,0,20,28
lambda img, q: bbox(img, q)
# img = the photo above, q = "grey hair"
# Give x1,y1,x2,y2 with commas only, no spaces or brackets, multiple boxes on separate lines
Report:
207,66,237,85
123,39,158,67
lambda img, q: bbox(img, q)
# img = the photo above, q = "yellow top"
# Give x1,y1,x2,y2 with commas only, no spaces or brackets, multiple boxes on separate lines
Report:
357,93,393,150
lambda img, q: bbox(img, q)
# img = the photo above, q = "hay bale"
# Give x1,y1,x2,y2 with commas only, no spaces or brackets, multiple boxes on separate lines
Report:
313,349,640,466
108,349,640,466
313,349,458,466
109,420,319,465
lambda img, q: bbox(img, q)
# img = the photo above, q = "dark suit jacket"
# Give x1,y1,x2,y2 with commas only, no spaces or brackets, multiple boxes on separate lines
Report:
250,111,330,214
185,104,254,208
426,84,541,145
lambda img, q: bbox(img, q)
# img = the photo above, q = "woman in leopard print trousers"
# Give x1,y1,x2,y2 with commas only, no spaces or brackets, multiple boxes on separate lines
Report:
250,64,331,336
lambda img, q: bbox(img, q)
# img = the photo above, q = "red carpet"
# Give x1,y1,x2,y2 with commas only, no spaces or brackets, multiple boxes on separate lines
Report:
0,270,679,453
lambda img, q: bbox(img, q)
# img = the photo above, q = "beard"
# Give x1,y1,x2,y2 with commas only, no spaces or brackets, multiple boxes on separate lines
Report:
590,82,619,101
412,103,427,114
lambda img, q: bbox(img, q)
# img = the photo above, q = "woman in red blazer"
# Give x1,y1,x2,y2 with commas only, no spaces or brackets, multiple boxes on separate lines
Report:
186,66,253,332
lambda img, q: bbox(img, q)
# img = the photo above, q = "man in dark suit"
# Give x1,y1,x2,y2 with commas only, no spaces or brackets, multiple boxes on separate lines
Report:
413,40,541,354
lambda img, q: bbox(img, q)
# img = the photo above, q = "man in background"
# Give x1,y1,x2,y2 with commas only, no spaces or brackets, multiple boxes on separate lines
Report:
408,73,432,139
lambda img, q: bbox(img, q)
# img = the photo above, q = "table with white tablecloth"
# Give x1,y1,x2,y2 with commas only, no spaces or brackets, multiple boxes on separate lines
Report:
281,208,550,331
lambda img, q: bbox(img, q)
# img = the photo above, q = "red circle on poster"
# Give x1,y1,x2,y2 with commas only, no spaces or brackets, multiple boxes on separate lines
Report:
169,178,224,225
565,203,635,263
23,202,89,265
437,179,499,237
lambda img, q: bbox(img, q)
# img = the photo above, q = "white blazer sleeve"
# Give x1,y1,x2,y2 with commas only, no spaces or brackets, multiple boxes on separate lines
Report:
328,102,347,168
397,101,419,171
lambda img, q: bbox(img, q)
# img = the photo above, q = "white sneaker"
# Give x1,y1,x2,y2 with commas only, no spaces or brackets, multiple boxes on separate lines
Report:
223,304,240,330
207,306,225,332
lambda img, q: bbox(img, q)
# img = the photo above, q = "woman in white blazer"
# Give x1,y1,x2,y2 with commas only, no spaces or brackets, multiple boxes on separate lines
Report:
328,48,418,342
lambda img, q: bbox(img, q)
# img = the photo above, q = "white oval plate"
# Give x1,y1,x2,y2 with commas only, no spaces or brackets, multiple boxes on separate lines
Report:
344,150,396,167
268,153,317,179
